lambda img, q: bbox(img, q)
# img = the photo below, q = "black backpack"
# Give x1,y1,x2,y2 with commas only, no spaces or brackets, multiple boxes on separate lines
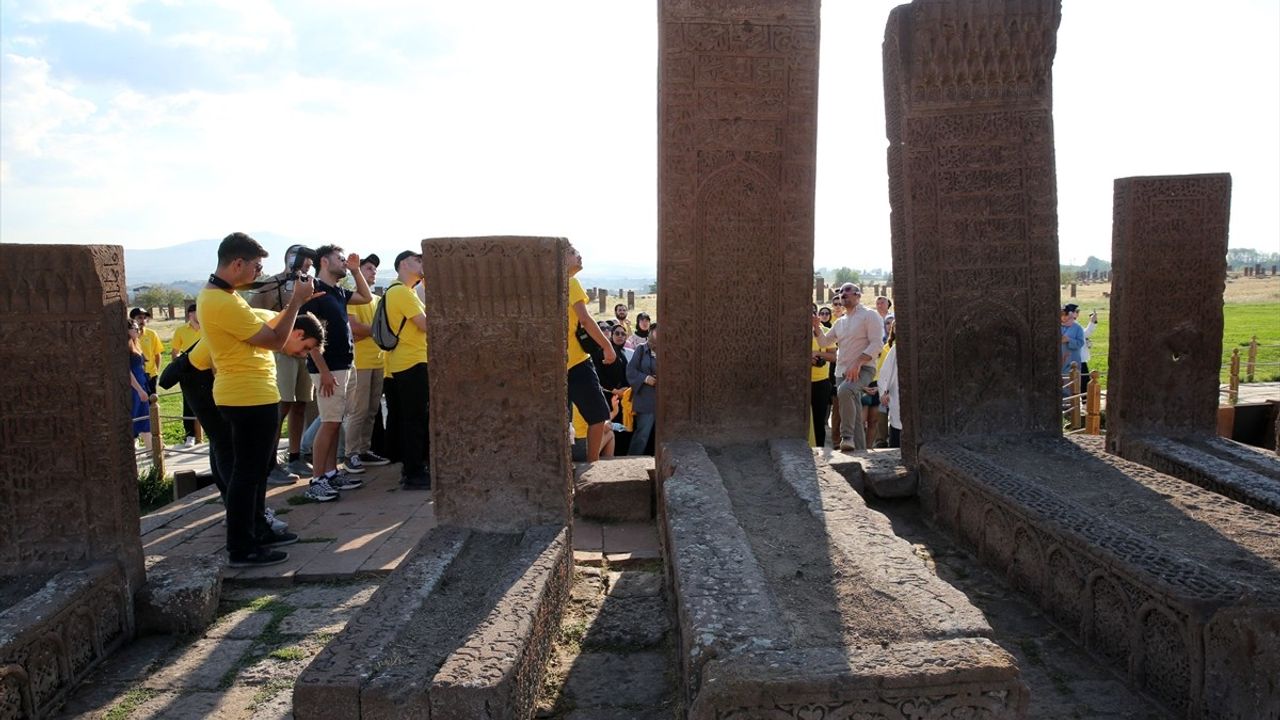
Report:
371,285,408,352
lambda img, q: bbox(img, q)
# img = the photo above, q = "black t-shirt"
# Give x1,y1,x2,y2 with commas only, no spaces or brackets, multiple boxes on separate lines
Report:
302,279,355,373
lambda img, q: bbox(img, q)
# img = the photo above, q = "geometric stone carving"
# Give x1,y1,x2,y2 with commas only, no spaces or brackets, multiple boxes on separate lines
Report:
1104,175,1280,514
657,0,819,447
919,435,1280,718
884,0,1064,466
661,439,1027,717
0,244,145,593
421,236,571,533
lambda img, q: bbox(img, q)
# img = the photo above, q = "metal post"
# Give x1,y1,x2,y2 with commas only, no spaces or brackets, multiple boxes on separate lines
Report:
148,395,165,479
1085,371,1102,435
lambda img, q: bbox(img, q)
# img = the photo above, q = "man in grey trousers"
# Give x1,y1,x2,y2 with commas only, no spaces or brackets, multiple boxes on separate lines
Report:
815,283,884,451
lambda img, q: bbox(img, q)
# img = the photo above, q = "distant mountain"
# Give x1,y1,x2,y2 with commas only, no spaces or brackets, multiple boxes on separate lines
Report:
124,234,657,291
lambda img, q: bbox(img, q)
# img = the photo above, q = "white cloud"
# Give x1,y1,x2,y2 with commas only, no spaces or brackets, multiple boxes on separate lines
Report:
0,53,97,157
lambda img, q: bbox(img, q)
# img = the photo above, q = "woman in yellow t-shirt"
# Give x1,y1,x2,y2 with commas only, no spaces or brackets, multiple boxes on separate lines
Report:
810,307,838,448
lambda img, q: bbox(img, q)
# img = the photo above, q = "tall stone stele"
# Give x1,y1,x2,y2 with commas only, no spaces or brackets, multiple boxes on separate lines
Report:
658,0,819,447
422,236,572,532
884,0,1064,465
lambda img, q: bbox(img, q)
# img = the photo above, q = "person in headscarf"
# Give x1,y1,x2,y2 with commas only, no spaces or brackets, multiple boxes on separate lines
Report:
626,312,652,352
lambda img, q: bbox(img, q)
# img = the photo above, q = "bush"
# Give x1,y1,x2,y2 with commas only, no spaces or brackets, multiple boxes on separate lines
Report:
138,465,173,515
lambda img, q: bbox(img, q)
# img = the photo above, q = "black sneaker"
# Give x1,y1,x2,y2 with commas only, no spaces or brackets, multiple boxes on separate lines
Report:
358,452,391,466
401,473,431,490
258,531,299,548
228,549,289,568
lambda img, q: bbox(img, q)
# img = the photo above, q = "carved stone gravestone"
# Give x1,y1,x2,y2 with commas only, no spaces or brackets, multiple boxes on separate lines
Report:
1,244,143,717
885,0,1063,466
658,0,818,446
423,237,572,532
815,276,825,303
886,4,1280,715
1106,174,1280,514
626,290,635,310
598,292,607,314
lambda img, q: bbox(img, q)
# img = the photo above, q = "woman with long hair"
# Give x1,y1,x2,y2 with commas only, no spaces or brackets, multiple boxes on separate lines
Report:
128,322,152,448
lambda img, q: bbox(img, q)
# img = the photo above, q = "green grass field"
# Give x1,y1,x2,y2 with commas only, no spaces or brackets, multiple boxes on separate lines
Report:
1084,303,1280,386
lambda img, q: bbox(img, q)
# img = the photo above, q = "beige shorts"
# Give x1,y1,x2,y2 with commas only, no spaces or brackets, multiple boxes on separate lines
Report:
276,353,314,403
311,369,351,422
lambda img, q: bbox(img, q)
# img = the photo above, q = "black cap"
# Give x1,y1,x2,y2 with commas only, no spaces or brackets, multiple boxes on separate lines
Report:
362,253,380,268
129,307,151,319
1063,303,1079,313
394,250,421,270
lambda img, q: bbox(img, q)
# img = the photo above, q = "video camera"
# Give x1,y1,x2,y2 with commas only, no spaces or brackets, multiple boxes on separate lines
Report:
285,245,318,280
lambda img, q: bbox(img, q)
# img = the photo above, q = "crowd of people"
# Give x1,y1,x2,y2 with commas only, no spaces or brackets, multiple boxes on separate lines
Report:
811,283,900,451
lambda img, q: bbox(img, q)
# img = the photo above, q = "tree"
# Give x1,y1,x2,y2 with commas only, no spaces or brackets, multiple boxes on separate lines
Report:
132,285,187,311
832,267,861,286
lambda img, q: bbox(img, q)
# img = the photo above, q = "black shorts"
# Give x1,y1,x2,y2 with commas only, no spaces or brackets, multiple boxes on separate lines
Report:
568,360,611,425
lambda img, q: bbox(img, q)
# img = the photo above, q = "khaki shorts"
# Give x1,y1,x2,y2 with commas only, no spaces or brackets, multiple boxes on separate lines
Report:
311,369,351,422
276,353,314,403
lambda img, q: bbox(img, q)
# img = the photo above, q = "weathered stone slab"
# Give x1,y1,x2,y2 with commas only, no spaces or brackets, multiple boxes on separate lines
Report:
574,457,654,522
660,440,1026,716
824,447,916,498
294,526,570,720
134,555,224,636
0,563,131,719
656,0,818,447
1100,434,1280,516
883,0,1064,466
422,236,571,533
918,436,1280,718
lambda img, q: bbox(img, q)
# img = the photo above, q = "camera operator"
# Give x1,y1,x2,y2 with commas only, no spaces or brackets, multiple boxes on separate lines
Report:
200,232,321,568
250,245,317,482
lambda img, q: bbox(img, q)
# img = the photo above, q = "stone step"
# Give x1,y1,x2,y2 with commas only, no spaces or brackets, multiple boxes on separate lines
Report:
659,439,1027,718
574,457,655,523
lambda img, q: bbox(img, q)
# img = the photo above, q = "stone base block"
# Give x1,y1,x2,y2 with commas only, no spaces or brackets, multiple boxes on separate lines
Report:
294,524,571,720
919,436,1280,719
1,563,133,719
574,457,655,522
824,448,916,498
659,439,1025,716
692,641,1027,719
1098,433,1280,515
134,555,225,636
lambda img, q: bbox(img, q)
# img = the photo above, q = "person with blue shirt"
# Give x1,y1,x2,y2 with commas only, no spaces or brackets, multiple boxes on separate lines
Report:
1059,305,1085,376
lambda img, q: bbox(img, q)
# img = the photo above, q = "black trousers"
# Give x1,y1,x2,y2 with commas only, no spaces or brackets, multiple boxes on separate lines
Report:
218,403,278,556
811,379,833,447
382,375,400,462
183,374,229,497
180,388,198,437
391,363,430,480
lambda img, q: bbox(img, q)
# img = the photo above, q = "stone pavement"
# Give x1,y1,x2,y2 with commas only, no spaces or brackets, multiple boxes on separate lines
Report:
140,462,434,584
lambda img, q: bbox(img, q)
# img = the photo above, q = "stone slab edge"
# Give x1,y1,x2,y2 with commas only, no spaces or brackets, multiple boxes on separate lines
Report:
690,639,1028,720
1111,434,1280,515
0,562,132,719
658,440,788,703
428,524,571,720
574,457,655,522
822,448,916,498
770,438,992,640
292,526,470,720
134,554,225,636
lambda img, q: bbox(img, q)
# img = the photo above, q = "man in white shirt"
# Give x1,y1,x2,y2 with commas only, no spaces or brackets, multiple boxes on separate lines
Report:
815,283,884,451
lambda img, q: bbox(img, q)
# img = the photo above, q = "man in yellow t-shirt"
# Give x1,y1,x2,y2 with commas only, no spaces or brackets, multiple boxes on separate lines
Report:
385,250,431,489
130,307,164,393
170,303,203,446
565,243,615,463
345,254,391,472
198,232,321,568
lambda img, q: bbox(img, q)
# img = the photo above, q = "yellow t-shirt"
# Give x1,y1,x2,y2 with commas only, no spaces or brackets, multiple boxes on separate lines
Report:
349,296,385,371
572,405,588,440
567,277,589,370
385,282,428,374
197,288,280,407
188,337,212,371
171,324,202,355
810,337,829,383
141,327,164,376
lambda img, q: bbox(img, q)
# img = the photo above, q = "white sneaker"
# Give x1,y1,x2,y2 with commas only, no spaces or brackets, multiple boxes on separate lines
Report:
344,454,366,474
304,478,340,502
183,436,196,448
264,507,288,534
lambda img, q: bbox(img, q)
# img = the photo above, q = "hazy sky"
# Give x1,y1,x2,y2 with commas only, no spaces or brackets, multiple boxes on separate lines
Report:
2,0,1277,272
